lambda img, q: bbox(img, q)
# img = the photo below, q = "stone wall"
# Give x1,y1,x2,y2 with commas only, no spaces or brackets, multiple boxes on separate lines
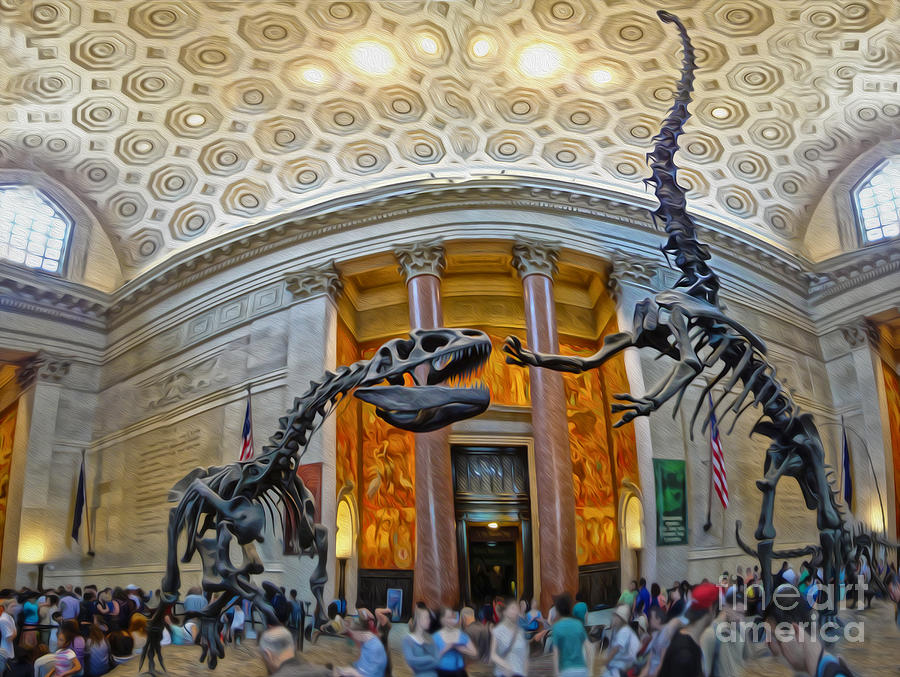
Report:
1,198,897,599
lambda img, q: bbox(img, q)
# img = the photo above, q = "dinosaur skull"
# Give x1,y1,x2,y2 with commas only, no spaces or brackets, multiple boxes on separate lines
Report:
354,328,492,432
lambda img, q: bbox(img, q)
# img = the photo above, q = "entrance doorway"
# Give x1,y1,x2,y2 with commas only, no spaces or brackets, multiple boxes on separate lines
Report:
451,444,532,607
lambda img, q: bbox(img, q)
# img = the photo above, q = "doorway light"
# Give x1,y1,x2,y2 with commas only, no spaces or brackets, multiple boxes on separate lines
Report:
487,522,499,529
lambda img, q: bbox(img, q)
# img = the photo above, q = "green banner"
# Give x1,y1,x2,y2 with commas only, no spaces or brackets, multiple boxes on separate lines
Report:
653,458,688,545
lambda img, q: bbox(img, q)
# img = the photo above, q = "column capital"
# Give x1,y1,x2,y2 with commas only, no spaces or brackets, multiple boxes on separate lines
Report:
606,250,659,300
285,261,343,302
839,319,878,350
511,237,560,279
16,351,72,389
394,239,446,282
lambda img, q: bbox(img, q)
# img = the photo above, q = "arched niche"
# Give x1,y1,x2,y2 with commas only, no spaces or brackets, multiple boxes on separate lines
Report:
619,481,645,584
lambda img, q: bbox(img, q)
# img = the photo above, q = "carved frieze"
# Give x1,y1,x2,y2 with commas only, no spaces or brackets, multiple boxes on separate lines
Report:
393,239,445,281
144,355,225,409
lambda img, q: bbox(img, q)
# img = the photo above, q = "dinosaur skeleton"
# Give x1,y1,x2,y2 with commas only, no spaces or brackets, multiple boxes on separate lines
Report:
504,10,869,612
141,328,492,673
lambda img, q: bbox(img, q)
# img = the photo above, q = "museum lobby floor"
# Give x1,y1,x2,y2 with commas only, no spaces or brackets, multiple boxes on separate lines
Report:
116,600,900,677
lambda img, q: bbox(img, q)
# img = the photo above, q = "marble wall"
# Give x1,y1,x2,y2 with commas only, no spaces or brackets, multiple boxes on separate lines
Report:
1,202,898,602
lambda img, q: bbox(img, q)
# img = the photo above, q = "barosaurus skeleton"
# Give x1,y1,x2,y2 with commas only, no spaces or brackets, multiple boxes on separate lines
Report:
504,10,868,611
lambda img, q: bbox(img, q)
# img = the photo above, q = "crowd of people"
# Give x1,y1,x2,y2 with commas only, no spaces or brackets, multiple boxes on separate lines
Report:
0,582,308,677
1,556,898,677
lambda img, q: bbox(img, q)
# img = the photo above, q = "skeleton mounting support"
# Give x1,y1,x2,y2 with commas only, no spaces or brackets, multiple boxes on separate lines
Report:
141,328,492,673
504,10,868,613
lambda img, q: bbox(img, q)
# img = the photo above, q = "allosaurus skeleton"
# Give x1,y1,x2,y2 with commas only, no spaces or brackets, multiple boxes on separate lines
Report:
141,328,492,673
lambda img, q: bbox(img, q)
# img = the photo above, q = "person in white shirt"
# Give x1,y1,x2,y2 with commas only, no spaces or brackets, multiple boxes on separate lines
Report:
491,598,528,677
598,605,640,677
0,601,17,675
231,603,246,645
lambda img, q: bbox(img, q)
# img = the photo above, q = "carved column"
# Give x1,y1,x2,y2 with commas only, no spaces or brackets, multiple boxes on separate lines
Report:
8,353,74,587
394,239,459,607
283,262,343,602
511,238,577,611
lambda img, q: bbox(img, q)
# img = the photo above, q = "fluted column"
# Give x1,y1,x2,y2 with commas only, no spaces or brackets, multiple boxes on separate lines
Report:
512,238,577,611
394,240,459,607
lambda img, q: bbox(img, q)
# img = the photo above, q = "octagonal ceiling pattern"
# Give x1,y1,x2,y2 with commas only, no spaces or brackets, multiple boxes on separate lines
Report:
0,0,898,277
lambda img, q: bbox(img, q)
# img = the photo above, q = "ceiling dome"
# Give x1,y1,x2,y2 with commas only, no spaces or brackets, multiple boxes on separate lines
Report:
0,0,897,277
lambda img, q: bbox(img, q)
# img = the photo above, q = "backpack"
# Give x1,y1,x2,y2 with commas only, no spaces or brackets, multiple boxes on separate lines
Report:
118,598,135,629
272,595,291,623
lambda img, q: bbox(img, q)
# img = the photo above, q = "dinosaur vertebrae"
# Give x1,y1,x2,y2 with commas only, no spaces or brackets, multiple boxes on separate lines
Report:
646,12,720,308
263,360,367,457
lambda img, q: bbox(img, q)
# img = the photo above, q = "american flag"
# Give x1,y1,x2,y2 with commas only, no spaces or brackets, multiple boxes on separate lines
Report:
239,390,254,461
708,393,728,509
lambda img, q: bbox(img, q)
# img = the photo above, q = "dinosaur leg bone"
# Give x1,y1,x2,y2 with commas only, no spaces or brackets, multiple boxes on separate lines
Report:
308,523,330,625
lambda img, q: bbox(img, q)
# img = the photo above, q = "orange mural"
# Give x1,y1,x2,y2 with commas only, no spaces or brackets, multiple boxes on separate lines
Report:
359,341,416,570
335,319,360,498
561,340,619,565
599,316,641,486
882,361,900,539
481,333,530,407
0,403,17,565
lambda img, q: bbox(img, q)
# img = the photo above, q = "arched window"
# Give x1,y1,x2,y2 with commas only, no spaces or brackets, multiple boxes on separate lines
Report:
0,185,72,273
853,157,900,244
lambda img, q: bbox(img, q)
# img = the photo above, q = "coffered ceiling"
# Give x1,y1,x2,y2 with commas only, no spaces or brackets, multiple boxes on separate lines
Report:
0,0,897,279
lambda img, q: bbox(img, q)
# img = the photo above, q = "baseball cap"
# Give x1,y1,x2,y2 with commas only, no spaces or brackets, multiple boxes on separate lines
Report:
690,582,719,611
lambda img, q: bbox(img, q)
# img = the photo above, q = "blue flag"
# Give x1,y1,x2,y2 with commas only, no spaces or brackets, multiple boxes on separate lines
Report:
72,455,86,542
841,423,852,506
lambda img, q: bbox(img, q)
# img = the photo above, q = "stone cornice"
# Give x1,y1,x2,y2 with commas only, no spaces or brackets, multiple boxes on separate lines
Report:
511,236,561,279
2,181,898,338
0,262,109,330
393,238,446,281
284,261,343,302
104,178,814,324
805,241,900,301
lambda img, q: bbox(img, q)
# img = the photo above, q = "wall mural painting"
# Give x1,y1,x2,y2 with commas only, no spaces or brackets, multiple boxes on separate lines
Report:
0,404,16,565
482,333,530,407
882,361,900,539
598,316,640,486
359,340,416,570
561,340,619,565
335,319,361,496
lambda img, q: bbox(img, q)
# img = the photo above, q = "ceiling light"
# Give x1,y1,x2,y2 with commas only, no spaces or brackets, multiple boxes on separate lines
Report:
349,41,395,76
301,67,326,85
518,43,563,78
471,37,493,58
589,68,612,85
184,113,206,127
418,35,439,55
487,522,499,529
711,106,730,119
